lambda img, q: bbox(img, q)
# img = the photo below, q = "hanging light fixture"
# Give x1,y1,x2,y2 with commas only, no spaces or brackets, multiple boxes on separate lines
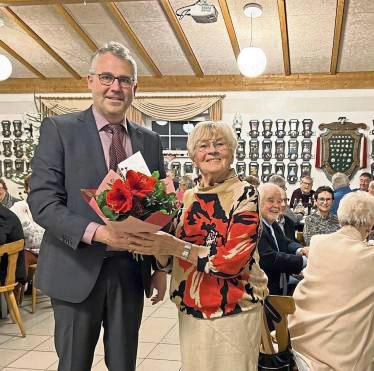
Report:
237,3,267,78
0,54,12,81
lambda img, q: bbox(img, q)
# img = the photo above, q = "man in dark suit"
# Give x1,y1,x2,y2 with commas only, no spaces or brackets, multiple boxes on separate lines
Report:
28,41,166,371
257,183,306,295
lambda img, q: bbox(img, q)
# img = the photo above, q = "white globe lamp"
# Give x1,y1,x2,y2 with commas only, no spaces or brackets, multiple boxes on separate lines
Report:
0,54,12,81
237,47,267,77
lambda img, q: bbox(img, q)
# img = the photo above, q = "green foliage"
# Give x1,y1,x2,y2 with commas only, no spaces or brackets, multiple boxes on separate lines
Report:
102,205,119,221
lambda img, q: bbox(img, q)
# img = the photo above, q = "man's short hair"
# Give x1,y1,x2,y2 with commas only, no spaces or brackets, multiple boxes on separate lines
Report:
268,174,286,190
301,175,313,184
89,41,138,82
331,172,349,190
359,172,373,180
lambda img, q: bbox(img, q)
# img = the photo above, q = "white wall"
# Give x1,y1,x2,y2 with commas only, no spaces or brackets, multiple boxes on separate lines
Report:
0,90,373,197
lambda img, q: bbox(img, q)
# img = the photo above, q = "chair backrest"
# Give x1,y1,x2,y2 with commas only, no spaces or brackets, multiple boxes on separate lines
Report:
261,295,296,353
0,239,24,286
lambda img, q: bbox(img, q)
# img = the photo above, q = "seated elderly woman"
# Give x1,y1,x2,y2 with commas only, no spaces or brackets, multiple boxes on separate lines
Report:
303,186,340,246
289,191,374,371
127,121,269,371
257,183,306,296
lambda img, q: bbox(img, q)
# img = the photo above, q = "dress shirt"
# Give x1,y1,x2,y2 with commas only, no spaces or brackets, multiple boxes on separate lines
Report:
82,108,133,244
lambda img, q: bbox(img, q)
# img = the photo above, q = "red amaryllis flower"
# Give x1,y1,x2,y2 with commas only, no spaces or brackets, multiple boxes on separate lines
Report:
106,179,133,213
126,170,156,199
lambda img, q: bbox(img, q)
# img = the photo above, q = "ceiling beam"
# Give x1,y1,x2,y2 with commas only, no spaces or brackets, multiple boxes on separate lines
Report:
277,0,291,76
103,2,162,77
2,72,374,93
158,0,204,77
330,0,346,74
0,0,149,5
0,40,46,78
218,0,240,59
1,7,81,79
53,4,97,52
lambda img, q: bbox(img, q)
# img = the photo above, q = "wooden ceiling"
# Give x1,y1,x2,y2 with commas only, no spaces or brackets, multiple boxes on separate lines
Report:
0,0,374,93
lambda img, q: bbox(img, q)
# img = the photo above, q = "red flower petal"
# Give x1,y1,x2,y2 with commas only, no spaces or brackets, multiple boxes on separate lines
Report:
106,179,133,213
126,170,156,199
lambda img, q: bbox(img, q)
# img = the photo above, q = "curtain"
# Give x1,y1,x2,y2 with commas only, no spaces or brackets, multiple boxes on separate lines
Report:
39,95,225,123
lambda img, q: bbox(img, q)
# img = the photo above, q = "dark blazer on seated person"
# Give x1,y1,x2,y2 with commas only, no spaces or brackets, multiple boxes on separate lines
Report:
258,220,303,295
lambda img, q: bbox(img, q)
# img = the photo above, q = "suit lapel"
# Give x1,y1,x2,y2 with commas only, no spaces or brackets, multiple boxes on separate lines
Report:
78,107,108,180
127,120,144,155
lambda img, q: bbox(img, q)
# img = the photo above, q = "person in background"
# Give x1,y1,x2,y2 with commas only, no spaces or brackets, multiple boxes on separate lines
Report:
353,171,373,192
0,203,26,302
369,180,374,196
28,41,166,371
0,178,20,209
289,191,374,371
175,175,194,205
244,174,260,189
257,183,305,295
10,174,44,288
331,172,352,215
278,188,297,242
303,186,340,246
126,121,269,371
289,176,315,210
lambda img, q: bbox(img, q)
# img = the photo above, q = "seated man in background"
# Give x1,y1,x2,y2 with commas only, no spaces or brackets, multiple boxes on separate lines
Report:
353,171,372,192
331,172,352,215
289,176,315,211
0,178,20,209
258,183,306,296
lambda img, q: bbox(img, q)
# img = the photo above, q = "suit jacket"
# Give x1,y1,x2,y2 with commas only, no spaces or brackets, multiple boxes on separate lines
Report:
258,221,303,294
28,107,165,303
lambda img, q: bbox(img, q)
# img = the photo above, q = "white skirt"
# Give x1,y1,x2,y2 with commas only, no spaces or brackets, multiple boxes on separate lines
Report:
178,305,262,371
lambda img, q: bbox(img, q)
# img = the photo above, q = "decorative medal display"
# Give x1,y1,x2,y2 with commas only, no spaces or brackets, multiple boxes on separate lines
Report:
262,139,272,160
301,162,312,178
14,159,24,176
248,120,260,138
316,119,367,179
236,161,246,177
3,159,12,179
287,162,298,184
275,139,285,161
261,162,272,182
1,120,11,138
236,139,246,160
232,113,243,139
262,119,273,138
275,162,285,177
2,140,12,157
288,140,299,161
248,162,259,177
13,120,23,138
275,119,286,138
371,139,374,159
183,161,193,174
301,139,313,161
171,162,181,177
302,119,313,138
249,139,259,161
288,119,299,138
13,139,24,159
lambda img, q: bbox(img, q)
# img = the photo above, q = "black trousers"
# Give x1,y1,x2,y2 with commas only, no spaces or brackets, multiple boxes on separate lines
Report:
51,255,144,371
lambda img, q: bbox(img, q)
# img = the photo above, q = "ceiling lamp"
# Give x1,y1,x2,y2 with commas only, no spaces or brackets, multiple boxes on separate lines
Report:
237,3,267,78
0,54,12,81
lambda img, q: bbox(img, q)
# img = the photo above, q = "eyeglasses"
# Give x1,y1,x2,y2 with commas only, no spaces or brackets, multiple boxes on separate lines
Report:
301,181,313,186
92,73,135,88
196,140,228,153
317,197,333,203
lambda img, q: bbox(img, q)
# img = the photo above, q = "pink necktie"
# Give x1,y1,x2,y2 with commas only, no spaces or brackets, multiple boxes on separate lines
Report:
106,124,127,171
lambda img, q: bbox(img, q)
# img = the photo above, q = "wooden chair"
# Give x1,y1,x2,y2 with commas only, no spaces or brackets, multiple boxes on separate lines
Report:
0,239,26,337
261,295,296,354
28,264,37,313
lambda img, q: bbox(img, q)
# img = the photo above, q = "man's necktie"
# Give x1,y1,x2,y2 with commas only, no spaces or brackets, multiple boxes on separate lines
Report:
106,124,127,171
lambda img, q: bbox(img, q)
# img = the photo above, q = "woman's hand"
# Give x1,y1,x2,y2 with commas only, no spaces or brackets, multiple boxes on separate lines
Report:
127,231,183,256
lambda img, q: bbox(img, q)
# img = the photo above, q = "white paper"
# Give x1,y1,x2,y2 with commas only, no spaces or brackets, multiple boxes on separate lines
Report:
118,151,151,177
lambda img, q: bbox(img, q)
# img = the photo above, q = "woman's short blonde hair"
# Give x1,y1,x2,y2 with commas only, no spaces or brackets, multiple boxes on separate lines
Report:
187,121,237,159
337,191,374,228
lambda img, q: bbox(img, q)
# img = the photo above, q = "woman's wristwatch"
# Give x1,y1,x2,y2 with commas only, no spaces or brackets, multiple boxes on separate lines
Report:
181,242,192,260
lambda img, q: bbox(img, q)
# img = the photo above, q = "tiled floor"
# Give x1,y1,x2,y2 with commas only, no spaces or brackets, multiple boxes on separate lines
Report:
0,286,181,371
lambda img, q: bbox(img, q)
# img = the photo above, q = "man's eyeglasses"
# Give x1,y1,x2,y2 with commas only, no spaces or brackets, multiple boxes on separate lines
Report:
317,197,333,203
92,73,135,88
196,140,228,153
301,181,313,186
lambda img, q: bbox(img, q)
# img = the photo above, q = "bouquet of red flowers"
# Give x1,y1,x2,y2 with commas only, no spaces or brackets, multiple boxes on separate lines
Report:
95,169,177,222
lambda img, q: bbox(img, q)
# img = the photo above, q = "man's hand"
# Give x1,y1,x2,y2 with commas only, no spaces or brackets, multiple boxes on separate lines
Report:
296,246,309,257
92,225,130,251
149,271,167,305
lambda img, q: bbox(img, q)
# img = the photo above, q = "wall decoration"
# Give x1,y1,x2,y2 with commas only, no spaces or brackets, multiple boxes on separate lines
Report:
249,139,259,161
275,119,286,138
261,162,272,182
275,162,285,177
262,139,272,160
248,120,260,138
236,161,246,177
171,162,181,177
301,162,312,178
288,140,299,161
1,120,11,137
315,119,367,180
262,119,273,138
248,162,259,177
288,119,299,138
287,162,298,184
301,139,313,161
302,119,313,138
236,139,246,160
275,139,285,161
183,161,193,174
